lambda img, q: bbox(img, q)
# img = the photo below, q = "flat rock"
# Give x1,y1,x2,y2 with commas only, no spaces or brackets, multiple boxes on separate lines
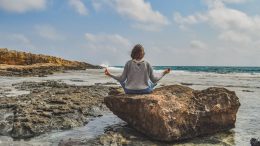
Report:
105,85,240,142
0,81,115,139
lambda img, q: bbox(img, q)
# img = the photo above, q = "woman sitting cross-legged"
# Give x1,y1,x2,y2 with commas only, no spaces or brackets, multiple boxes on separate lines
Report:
105,44,170,94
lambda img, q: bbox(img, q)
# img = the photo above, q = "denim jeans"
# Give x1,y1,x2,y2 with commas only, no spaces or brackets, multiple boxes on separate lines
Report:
119,81,157,94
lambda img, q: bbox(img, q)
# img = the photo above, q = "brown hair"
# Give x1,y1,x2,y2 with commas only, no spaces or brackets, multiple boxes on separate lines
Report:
131,44,145,60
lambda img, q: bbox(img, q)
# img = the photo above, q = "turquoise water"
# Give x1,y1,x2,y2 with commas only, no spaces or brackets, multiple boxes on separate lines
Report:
115,66,260,74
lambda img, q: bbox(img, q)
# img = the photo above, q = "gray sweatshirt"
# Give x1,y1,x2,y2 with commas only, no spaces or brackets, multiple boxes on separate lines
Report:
110,60,165,90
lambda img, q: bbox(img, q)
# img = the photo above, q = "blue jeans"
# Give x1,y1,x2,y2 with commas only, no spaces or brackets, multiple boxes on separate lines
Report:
120,81,157,94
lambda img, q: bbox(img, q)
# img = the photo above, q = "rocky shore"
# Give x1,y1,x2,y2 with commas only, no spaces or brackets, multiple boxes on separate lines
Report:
0,80,116,139
0,48,102,77
0,73,242,145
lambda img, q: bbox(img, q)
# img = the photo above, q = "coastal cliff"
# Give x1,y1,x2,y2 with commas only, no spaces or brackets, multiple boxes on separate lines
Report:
0,48,102,76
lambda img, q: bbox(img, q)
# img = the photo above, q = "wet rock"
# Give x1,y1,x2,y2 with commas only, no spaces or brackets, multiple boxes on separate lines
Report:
59,138,87,146
95,82,118,86
38,74,47,77
105,85,240,142
0,88,12,97
0,109,13,135
60,122,236,146
69,79,84,82
242,90,254,93
108,87,124,96
0,81,115,139
251,138,260,146
180,82,194,86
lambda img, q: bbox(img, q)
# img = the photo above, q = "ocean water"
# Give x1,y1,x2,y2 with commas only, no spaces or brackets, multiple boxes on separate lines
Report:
0,66,259,145
116,66,260,74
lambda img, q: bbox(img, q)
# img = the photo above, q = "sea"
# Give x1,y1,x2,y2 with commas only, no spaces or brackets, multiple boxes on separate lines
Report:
0,66,259,146
116,66,260,74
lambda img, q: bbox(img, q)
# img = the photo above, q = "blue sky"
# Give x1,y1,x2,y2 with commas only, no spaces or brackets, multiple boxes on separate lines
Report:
0,0,260,66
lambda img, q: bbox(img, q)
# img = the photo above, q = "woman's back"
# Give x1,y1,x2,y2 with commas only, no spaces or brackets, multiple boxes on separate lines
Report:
110,59,165,90
125,60,149,90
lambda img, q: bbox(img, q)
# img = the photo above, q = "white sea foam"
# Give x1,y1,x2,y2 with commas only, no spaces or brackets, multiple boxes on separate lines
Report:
107,66,123,71
100,63,109,68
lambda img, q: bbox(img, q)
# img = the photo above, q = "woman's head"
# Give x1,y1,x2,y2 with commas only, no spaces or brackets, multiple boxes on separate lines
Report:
131,44,145,60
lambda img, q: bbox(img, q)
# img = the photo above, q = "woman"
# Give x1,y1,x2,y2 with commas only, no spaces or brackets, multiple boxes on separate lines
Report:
105,44,170,94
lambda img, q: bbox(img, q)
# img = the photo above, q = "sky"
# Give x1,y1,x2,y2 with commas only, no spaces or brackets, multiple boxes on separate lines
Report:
0,0,260,66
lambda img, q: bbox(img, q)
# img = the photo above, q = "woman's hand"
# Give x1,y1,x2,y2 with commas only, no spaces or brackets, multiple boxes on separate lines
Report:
105,68,111,76
163,68,171,75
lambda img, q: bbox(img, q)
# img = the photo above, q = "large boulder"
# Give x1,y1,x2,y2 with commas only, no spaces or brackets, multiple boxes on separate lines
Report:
105,85,240,142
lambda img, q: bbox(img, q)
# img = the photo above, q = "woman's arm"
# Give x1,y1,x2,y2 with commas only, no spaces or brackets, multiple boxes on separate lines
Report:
105,63,128,82
148,63,170,83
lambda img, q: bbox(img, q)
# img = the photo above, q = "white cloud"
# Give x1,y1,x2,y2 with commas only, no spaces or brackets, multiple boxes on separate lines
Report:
0,0,46,13
94,0,169,31
85,33,131,51
203,0,250,9
132,23,164,32
221,0,248,3
92,0,102,11
68,0,88,15
173,12,208,30
111,0,168,25
35,25,64,41
174,0,260,45
175,0,260,32
204,0,249,5
218,30,252,43
190,40,208,49
207,5,260,32
171,0,260,65
84,33,132,64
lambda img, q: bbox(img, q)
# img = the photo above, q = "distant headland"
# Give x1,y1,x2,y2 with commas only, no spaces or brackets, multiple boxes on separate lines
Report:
0,48,102,77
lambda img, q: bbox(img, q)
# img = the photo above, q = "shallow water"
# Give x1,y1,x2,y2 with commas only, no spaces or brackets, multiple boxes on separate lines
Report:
0,69,259,145
0,113,123,146
29,112,123,146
